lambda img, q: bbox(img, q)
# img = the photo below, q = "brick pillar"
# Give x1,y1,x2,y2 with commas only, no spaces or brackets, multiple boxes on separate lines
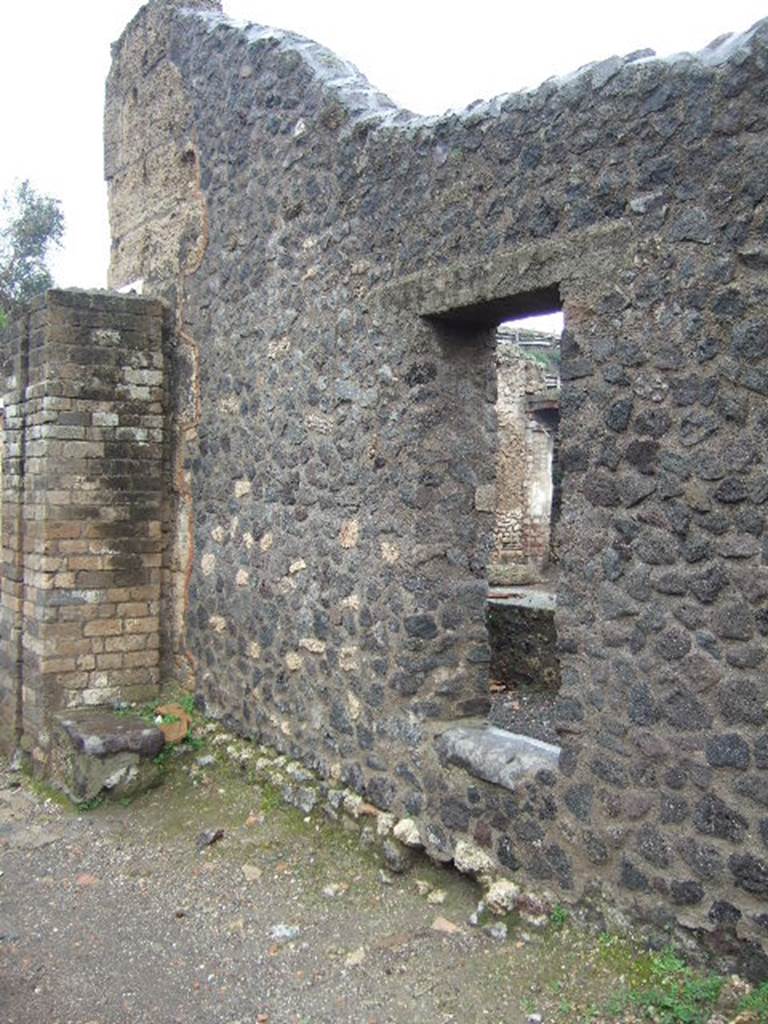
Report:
0,311,30,750
0,290,169,764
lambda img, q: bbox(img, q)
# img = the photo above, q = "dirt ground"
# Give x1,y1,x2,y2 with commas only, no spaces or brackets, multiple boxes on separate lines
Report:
0,746,749,1024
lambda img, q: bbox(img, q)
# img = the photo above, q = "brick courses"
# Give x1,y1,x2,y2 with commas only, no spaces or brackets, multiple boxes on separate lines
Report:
0,291,166,762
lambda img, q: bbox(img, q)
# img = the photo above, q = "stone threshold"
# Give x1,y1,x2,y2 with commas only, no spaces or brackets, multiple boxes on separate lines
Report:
487,585,556,610
435,720,561,791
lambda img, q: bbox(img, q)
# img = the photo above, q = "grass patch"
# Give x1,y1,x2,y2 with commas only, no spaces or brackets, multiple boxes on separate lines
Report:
737,982,768,1020
599,936,724,1023
21,769,105,813
22,771,74,810
259,781,287,814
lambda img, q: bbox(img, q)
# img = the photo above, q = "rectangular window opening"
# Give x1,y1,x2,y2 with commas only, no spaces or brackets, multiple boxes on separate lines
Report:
486,306,562,745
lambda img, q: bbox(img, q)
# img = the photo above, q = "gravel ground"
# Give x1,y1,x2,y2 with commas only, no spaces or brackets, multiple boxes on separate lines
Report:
0,750,715,1024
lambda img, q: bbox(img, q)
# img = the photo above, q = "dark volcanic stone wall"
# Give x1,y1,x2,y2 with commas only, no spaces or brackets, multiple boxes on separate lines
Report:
106,0,768,967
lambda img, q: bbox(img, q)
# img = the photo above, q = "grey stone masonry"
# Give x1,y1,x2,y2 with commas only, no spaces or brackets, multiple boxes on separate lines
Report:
0,291,168,765
104,0,768,971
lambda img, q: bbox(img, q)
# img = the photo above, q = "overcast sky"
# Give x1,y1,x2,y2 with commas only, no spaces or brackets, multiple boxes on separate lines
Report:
3,0,768,292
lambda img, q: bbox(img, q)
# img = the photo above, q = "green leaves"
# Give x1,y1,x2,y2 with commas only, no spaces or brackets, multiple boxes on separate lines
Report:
0,179,64,321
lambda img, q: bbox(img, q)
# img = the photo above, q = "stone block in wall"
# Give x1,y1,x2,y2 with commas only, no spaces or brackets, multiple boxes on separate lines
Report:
50,708,165,802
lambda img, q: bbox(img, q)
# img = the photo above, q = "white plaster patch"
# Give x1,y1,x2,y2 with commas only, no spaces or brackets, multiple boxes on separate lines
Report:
267,337,290,358
289,558,307,574
243,531,255,550
234,479,252,498
211,525,225,543
339,646,359,672
201,553,216,577
305,412,332,435
249,640,261,660
219,395,240,414
381,540,400,564
235,568,249,587
347,691,361,721
340,594,360,610
299,637,326,654
260,532,273,552
209,614,226,633
340,519,359,548
285,652,303,671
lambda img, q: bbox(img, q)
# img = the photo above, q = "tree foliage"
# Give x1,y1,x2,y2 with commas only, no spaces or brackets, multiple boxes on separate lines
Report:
0,180,64,325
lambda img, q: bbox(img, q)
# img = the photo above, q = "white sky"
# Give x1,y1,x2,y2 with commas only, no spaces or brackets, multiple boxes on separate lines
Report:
3,0,768,291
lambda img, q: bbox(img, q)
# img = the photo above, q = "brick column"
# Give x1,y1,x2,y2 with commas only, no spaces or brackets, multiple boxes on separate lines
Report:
0,310,30,750
0,290,169,764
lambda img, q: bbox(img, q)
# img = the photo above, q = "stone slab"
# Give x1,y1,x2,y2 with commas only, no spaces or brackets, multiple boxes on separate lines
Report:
436,723,560,791
56,709,164,758
487,585,556,611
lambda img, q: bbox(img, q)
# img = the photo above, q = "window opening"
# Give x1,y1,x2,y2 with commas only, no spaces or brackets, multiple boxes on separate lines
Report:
486,309,562,744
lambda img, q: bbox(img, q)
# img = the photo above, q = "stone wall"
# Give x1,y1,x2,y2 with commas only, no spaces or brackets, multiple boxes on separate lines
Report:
0,291,167,764
491,339,559,585
487,600,560,692
105,0,768,972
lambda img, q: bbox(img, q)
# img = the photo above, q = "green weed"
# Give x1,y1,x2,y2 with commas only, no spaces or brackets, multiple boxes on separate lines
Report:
550,904,569,928
153,746,175,768
176,694,197,716
738,981,768,1021
75,793,106,813
598,939,724,1023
